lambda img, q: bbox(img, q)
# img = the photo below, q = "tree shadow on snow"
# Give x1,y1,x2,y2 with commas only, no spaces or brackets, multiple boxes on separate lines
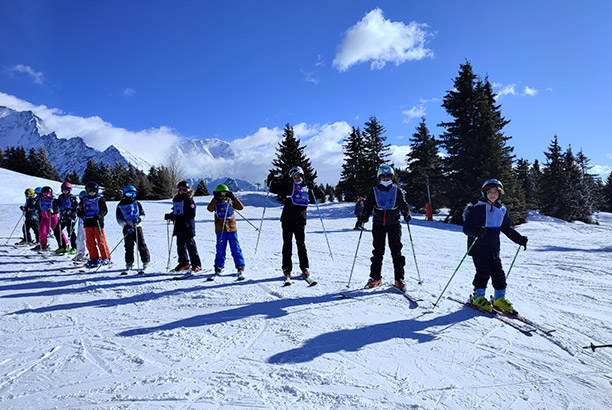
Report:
534,245,612,253
267,309,470,364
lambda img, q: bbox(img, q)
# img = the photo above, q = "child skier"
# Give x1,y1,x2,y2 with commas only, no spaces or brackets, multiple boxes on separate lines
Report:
72,190,88,263
207,184,246,280
16,188,39,245
116,185,150,273
462,179,528,313
164,181,202,272
78,181,111,268
32,186,67,251
353,196,366,230
56,181,78,255
359,165,412,291
267,165,321,283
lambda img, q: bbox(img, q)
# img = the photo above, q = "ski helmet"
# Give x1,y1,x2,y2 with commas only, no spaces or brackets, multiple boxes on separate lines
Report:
40,186,53,198
215,184,229,192
61,181,73,191
79,190,88,198
289,166,304,178
34,187,42,195
85,181,99,195
123,185,137,198
25,188,35,198
377,164,394,179
481,179,505,195
177,180,190,189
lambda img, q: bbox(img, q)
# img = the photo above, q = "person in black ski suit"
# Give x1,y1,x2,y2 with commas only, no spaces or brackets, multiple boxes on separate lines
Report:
353,196,366,230
462,179,528,313
56,181,78,254
17,188,39,245
164,181,202,272
267,166,321,280
359,165,412,290
116,185,151,273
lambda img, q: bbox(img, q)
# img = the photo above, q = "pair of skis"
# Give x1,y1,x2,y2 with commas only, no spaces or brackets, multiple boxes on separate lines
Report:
283,273,317,287
340,282,422,305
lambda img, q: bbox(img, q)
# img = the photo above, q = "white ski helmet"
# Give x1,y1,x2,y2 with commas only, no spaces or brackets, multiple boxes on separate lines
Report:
289,166,304,178
377,164,394,179
481,179,505,194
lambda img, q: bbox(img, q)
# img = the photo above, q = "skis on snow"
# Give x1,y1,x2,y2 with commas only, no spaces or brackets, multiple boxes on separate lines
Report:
282,273,317,287
450,297,536,334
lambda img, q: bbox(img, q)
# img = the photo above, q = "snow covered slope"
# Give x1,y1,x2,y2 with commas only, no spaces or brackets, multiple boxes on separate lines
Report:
0,171,611,409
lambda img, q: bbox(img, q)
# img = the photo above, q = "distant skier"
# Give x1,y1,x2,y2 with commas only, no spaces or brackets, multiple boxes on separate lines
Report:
55,181,78,255
207,184,246,279
32,186,67,251
462,179,528,313
164,181,202,272
77,181,110,268
72,190,88,263
16,188,39,245
116,185,150,273
353,196,366,230
359,165,412,291
267,165,321,282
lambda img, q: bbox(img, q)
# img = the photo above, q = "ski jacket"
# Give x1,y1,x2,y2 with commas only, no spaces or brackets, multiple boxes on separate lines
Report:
116,198,145,228
36,196,59,215
77,195,108,228
57,194,78,222
354,200,364,217
165,190,197,237
361,183,411,226
269,177,322,225
462,199,526,258
207,197,244,233
22,197,39,221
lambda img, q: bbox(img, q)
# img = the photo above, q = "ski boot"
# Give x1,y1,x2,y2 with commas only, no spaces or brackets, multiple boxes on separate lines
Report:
55,247,68,255
192,266,202,272
69,248,77,255
365,277,382,289
85,259,101,268
100,259,111,266
469,288,493,312
394,279,406,291
237,266,245,281
283,270,292,286
15,240,27,245
174,264,190,272
491,289,517,315
301,268,310,279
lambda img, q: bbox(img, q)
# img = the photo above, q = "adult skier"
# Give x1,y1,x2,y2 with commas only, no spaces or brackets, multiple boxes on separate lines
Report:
207,184,246,279
116,185,150,273
359,165,412,290
56,181,78,254
164,181,202,272
462,179,528,313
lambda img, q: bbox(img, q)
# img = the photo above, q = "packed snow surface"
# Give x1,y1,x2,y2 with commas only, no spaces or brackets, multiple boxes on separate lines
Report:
0,168,611,409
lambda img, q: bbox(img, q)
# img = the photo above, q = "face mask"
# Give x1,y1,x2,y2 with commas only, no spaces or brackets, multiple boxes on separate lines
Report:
380,180,392,187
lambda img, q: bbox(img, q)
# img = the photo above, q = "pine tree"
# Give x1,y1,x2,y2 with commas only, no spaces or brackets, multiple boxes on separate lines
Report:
603,173,612,212
82,159,103,185
362,116,391,188
438,61,524,224
338,126,369,201
575,150,599,222
402,117,444,212
514,158,539,209
64,170,81,185
5,146,29,175
270,123,317,183
0,147,5,168
195,179,209,196
147,166,174,200
26,147,61,181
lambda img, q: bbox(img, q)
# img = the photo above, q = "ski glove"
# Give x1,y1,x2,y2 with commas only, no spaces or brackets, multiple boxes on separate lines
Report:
164,213,174,221
519,235,528,250
127,227,135,234
403,213,411,223
473,226,487,238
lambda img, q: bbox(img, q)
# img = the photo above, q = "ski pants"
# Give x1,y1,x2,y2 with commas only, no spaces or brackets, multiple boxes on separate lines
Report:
369,223,405,281
123,225,150,265
471,255,506,291
85,226,110,260
59,218,77,249
23,219,39,243
176,232,201,267
281,222,308,272
39,212,65,247
214,231,245,269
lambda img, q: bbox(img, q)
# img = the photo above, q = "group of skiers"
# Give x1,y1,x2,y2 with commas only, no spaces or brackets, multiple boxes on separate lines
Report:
13,164,528,314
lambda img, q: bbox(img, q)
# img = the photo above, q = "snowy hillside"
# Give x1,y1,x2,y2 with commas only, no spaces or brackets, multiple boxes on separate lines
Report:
0,171,611,409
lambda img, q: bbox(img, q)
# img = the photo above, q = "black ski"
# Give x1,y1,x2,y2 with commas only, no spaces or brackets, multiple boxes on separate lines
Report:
173,273,194,280
450,297,535,334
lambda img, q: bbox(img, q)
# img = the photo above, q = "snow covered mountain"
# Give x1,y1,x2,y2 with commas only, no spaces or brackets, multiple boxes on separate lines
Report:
0,106,150,178
174,137,235,159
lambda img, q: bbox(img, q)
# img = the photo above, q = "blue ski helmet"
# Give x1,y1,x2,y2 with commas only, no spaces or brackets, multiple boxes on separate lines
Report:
377,164,394,179
289,166,304,178
123,185,137,198
34,187,42,195
78,190,88,198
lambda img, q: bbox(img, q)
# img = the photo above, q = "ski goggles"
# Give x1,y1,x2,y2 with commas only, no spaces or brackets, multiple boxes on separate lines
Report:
177,187,189,193
124,191,137,198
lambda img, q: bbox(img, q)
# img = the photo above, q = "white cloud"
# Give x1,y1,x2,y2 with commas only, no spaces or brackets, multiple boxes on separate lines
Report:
333,8,434,72
546,87,553,92
494,83,517,98
122,88,136,97
7,64,44,84
402,105,426,123
523,86,537,96
301,56,324,85
388,145,411,168
591,164,612,179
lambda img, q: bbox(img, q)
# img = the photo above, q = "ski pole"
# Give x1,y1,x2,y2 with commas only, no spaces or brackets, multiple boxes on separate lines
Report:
406,223,423,285
433,237,479,308
346,228,364,288
166,221,175,272
6,212,25,245
505,245,522,279
219,199,230,243
94,230,129,273
96,220,110,262
134,224,141,272
583,343,612,351
234,209,258,231
312,191,333,261
254,183,271,254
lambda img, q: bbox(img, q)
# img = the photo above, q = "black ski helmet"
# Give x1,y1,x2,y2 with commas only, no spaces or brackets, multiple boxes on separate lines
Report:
177,180,190,189
85,181,99,195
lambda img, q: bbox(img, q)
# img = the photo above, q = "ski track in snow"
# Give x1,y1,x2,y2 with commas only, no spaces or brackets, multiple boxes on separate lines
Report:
0,174,611,409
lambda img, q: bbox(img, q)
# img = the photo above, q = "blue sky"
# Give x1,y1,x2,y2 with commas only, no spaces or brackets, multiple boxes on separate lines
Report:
1,0,611,184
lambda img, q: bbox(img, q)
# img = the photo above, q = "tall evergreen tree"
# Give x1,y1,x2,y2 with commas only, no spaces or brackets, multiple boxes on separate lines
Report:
64,170,81,185
603,173,612,212
0,147,5,168
147,165,174,200
338,126,369,201
402,117,444,212
82,159,103,184
270,123,317,182
438,61,523,224
5,146,29,174
28,147,61,181
514,158,538,209
362,116,391,188
195,179,210,196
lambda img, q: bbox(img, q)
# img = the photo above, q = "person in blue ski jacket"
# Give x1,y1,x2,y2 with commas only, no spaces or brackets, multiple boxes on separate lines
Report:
359,165,412,290
267,165,321,280
207,184,245,278
16,188,39,245
164,181,202,272
77,181,110,268
116,185,150,273
55,181,78,254
462,179,528,313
